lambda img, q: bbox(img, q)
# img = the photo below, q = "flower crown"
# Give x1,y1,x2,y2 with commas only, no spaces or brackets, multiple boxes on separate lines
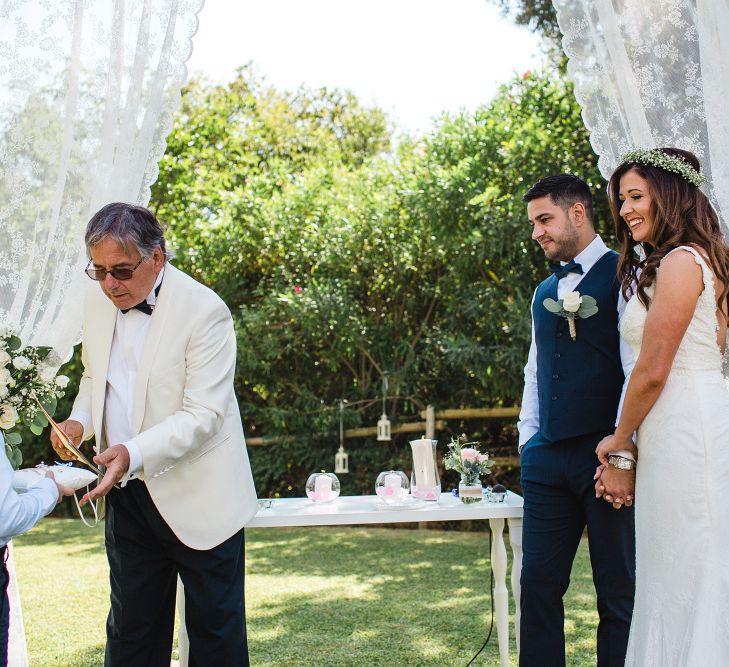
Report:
621,148,706,187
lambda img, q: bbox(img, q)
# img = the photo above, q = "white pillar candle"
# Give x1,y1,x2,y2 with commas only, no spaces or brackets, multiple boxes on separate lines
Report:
314,474,333,500
384,473,401,489
411,439,437,488
384,472,403,501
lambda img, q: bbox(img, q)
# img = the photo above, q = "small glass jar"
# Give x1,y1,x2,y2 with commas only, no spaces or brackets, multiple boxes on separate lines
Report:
305,472,341,503
484,484,507,503
458,472,483,504
375,470,409,505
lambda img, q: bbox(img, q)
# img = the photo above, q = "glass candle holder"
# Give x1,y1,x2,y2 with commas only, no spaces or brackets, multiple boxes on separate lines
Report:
374,470,409,505
305,472,341,503
409,438,441,501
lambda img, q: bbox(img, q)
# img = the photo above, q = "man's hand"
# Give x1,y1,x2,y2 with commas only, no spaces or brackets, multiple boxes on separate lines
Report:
595,433,638,466
595,464,635,509
49,419,84,461
79,444,130,507
44,470,75,503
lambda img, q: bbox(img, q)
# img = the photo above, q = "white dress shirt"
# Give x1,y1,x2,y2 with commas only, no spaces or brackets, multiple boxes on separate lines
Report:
517,236,635,449
71,268,164,482
0,431,58,547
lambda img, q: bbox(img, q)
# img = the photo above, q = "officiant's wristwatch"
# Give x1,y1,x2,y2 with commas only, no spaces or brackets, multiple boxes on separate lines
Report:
607,454,636,471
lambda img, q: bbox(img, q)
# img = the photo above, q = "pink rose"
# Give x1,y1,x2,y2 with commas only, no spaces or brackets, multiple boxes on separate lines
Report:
294,285,303,294
476,454,489,464
460,448,479,463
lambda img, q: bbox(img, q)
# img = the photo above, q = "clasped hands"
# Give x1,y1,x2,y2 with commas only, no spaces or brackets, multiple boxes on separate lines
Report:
594,433,637,510
50,419,130,506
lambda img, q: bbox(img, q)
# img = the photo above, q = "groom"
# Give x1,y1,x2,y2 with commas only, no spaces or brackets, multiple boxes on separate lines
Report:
50,203,258,666
518,174,635,666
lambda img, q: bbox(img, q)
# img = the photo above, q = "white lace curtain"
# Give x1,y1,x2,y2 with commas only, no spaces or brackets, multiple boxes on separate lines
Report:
553,0,729,234
0,0,203,361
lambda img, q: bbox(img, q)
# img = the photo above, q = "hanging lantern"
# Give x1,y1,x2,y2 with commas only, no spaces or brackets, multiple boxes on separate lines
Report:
334,400,349,473
377,372,391,442
335,447,349,474
377,414,391,441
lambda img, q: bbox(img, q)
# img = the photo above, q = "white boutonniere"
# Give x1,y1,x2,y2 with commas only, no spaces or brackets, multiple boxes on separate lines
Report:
543,291,598,340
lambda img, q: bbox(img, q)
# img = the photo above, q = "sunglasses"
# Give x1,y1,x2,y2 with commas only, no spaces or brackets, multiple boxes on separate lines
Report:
85,257,145,282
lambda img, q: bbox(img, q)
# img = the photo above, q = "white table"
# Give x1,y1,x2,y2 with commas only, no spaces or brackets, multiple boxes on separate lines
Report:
248,492,524,667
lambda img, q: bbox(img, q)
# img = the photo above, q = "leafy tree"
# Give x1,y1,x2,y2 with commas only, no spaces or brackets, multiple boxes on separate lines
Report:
489,0,561,45
151,68,606,496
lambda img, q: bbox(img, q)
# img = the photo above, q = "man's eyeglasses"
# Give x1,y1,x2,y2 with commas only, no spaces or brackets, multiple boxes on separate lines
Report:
85,257,145,282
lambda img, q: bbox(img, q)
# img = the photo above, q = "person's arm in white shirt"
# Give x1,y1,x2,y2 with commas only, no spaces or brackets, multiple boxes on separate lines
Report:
0,443,58,545
517,291,539,451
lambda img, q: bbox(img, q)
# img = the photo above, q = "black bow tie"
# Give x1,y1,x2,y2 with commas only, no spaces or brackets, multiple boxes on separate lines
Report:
122,301,153,316
121,282,162,316
549,260,584,280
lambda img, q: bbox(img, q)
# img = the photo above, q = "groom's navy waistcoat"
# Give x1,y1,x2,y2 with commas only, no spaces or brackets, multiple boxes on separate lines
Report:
533,250,624,442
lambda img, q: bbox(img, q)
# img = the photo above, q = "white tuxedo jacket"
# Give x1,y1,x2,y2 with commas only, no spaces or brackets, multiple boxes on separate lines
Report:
73,263,258,549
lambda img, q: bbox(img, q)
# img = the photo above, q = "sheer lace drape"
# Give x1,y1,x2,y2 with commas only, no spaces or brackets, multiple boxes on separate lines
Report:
0,0,203,360
553,0,729,234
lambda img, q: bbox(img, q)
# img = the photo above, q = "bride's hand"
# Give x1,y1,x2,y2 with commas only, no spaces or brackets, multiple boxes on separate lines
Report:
595,433,637,465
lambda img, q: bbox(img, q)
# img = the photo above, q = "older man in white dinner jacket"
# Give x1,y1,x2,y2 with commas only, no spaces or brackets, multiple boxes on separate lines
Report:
51,202,258,667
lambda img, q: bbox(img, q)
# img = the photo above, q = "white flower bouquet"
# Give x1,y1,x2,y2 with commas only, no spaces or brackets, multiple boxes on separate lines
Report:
0,328,69,469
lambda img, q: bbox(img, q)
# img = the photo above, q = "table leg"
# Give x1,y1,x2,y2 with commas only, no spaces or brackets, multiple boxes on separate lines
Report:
489,518,509,667
508,517,523,658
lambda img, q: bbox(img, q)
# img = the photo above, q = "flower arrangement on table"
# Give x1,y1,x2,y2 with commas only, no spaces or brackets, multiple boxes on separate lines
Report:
0,328,69,469
443,434,494,504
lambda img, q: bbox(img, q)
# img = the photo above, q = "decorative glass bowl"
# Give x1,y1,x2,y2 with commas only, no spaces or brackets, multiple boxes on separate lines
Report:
306,472,341,503
484,484,507,503
375,470,409,505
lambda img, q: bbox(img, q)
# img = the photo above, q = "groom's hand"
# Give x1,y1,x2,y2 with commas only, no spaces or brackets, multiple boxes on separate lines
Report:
595,464,635,509
79,444,130,506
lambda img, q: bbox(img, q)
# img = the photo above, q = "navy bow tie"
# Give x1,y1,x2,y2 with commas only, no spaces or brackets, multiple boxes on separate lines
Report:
549,260,584,280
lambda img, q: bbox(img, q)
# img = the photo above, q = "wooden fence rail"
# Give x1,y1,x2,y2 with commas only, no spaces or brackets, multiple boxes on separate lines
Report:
246,405,521,454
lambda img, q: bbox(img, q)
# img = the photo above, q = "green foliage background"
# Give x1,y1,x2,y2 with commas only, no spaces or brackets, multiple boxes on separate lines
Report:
35,65,612,499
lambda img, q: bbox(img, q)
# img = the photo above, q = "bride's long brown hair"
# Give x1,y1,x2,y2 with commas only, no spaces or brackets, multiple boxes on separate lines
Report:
608,147,729,317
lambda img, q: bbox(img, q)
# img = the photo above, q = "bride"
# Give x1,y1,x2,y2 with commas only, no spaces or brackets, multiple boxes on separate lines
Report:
596,147,729,664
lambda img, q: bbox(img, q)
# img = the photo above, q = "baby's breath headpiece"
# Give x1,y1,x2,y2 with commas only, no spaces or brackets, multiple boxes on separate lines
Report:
620,148,706,187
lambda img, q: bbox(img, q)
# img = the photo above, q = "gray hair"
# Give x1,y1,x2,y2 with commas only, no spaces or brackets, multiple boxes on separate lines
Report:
85,202,172,260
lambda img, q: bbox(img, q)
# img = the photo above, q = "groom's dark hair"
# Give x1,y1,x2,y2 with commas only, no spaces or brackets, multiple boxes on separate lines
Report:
523,173,593,222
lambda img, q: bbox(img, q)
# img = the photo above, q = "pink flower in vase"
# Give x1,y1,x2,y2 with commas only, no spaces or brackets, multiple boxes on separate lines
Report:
460,448,479,463
476,453,489,464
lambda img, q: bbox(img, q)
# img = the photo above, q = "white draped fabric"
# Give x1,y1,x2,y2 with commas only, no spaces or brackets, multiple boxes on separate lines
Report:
553,0,729,233
0,3,202,663
0,0,204,359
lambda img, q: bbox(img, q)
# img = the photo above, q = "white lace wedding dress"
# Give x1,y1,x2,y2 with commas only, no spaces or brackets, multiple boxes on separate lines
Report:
621,246,729,665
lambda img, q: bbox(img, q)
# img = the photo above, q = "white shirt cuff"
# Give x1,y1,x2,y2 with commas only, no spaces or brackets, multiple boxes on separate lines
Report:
68,410,92,440
120,439,143,486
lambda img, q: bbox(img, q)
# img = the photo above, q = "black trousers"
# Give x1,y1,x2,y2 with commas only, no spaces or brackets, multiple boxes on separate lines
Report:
0,546,7,667
104,480,248,667
519,431,635,667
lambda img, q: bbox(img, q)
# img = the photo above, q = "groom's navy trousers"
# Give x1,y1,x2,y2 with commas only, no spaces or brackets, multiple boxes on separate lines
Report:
519,430,635,667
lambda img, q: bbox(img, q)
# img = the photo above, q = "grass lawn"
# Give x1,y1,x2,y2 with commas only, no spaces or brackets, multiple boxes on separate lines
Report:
14,520,600,666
